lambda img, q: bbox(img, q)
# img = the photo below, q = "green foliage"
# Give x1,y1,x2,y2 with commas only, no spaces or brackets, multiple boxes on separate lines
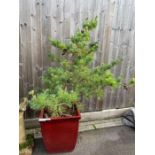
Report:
83,17,98,30
29,88,78,117
49,39,67,50
19,134,34,151
29,90,49,111
29,17,122,117
129,77,135,85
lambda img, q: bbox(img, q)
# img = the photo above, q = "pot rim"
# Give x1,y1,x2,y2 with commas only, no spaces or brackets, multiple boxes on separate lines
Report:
39,109,81,122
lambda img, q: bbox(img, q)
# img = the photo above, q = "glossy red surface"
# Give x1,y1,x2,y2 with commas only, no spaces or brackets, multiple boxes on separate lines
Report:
39,110,81,153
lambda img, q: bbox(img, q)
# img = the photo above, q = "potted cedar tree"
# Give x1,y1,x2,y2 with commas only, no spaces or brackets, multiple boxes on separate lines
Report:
28,17,122,153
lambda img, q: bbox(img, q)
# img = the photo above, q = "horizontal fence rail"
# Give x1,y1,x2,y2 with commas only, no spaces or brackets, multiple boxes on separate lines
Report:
19,0,135,118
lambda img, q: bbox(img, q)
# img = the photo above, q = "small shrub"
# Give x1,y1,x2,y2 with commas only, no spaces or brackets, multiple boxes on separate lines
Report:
29,17,122,117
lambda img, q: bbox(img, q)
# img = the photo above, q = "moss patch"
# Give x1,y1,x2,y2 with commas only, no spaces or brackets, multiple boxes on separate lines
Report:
19,134,34,151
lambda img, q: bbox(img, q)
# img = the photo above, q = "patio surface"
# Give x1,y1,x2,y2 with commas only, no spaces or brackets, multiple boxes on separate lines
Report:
33,126,135,155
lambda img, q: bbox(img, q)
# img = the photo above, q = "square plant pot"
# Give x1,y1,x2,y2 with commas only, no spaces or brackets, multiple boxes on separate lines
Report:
39,109,81,153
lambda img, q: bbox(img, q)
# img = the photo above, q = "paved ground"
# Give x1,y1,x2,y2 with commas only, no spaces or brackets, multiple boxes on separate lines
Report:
33,126,135,155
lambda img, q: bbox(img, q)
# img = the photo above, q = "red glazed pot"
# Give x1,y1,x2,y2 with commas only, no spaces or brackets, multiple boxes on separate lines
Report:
39,109,81,153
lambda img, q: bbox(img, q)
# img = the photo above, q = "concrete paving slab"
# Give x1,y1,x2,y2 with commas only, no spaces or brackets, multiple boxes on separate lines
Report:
33,126,134,155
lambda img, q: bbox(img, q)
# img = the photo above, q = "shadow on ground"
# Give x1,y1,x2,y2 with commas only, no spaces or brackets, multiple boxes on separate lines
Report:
33,126,134,155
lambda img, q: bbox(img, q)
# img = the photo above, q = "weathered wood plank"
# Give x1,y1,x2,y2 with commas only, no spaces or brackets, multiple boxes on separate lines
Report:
20,0,31,96
26,117,123,138
41,0,52,69
25,107,132,129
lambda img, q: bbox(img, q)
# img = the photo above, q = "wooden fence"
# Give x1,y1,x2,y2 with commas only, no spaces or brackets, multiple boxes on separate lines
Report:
19,0,135,115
